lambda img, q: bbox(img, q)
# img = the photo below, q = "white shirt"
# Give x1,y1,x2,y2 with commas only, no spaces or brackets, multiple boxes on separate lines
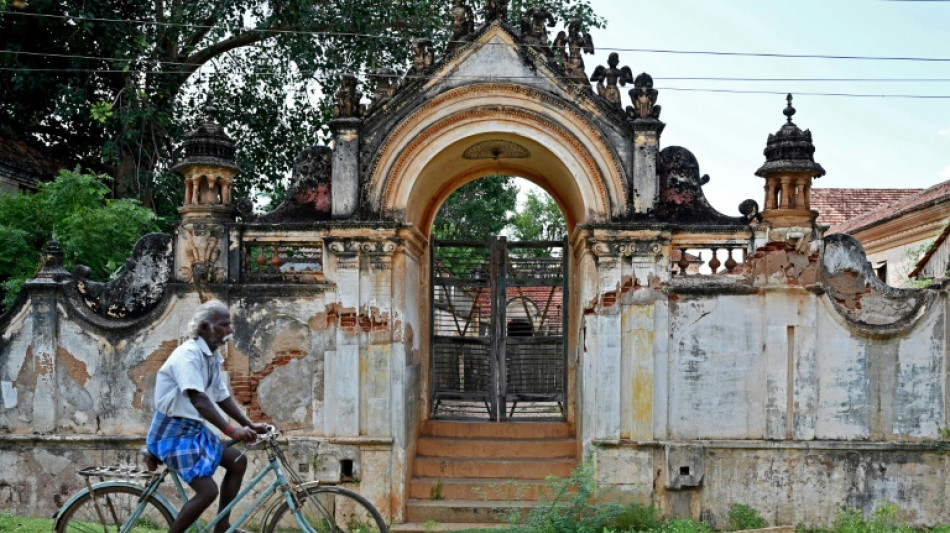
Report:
153,337,230,421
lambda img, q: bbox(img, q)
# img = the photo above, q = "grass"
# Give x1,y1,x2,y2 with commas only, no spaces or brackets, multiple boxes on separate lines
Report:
0,513,53,532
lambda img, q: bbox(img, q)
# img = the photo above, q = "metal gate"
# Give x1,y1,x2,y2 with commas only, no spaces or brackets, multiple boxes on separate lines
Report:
430,237,567,421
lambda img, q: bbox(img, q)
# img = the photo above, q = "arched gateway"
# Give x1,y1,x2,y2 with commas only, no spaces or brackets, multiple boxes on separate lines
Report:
4,4,950,531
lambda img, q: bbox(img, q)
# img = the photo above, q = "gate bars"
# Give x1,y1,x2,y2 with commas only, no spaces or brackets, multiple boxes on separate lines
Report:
429,237,567,421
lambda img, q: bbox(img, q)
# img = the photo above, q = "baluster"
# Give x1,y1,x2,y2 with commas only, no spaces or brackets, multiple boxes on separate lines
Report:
708,247,721,274
256,246,267,270
725,247,738,273
270,245,282,272
677,247,690,276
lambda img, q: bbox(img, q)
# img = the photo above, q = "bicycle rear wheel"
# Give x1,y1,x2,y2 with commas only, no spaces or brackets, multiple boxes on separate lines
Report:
266,485,387,533
55,485,175,533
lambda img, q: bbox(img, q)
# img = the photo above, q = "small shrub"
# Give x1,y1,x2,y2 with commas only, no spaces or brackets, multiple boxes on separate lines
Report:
659,517,713,533
728,503,765,531
609,502,661,532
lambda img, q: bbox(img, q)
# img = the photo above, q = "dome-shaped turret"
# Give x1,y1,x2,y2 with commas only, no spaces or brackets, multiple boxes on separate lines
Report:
755,94,825,178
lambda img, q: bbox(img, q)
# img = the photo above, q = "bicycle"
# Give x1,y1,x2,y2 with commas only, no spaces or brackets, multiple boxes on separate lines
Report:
52,425,388,533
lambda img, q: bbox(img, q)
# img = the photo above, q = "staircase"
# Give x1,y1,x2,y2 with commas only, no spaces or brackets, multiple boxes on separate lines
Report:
393,420,578,532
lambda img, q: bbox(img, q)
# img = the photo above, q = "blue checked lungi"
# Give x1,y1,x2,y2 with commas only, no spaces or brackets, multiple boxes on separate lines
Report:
146,411,223,483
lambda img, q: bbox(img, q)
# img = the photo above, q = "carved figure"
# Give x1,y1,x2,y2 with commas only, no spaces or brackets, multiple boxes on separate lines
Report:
450,0,475,44
256,145,333,222
333,73,364,118
521,7,556,46
739,199,763,224
180,222,224,282
484,0,508,21
627,72,662,120
368,68,399,113
409,38,435,75
553,20,594,84
590,52,633,109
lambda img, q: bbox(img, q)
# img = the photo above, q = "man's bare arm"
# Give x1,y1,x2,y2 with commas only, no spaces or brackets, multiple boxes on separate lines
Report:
186,390,258,441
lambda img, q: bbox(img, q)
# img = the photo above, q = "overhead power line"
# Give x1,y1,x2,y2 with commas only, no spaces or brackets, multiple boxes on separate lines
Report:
3,66,950,99
4,9,950,63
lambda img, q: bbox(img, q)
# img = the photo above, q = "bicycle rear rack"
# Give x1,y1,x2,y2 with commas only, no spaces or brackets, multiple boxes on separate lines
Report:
79,465,160,480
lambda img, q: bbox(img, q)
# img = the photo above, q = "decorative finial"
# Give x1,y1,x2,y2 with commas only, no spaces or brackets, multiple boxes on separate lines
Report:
783,93,795,124
203,93,217,121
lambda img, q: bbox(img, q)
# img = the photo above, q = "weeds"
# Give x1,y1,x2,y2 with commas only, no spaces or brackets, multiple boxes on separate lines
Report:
728,503,765,531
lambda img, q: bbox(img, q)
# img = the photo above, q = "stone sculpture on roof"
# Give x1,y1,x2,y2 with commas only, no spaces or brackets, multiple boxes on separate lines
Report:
627,72,661,120
334,73,364,118
590,52,633,109
554,20,594,85
521,7,556,50
368,68,399,114
484,0,508,21
450,0,476,47
409,38,436,75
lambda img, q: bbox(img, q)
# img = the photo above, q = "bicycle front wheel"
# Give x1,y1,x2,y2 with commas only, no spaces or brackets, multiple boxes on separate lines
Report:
266,485,387,533
55,485,175,533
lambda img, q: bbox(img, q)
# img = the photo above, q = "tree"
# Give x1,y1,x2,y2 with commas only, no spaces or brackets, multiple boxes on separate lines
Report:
509,189,566,241
0,0,604,217
0,169,158,311
432,176,519,240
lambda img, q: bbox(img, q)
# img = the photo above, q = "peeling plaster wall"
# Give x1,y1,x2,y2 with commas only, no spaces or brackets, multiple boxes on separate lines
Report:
592,283,950,528
0,241,413,522
667,294,767,439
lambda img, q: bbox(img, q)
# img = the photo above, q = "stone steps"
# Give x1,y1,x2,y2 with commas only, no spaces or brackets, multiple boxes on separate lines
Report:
405,420,578,528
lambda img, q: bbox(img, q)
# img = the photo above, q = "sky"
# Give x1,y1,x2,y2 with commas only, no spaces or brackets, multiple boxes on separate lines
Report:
579,0,950,216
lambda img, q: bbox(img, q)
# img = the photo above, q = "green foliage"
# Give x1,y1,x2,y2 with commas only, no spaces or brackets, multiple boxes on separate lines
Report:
2,0,604,212
817,501,913,533
432,176,519,240
0,169,158,311
509,190,567,242
727,503,765,531
512,461,666,533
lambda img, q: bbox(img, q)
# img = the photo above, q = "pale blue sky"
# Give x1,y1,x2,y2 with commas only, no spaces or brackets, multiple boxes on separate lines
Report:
584,0,950,215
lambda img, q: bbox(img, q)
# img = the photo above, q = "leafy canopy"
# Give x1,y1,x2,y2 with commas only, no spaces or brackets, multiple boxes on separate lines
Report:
0,169,158,311
432,177,566,244
0,0,604,217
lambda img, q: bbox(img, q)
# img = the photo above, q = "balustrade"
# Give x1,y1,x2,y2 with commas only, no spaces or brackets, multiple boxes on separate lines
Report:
241,240,324,283
671,244,747,276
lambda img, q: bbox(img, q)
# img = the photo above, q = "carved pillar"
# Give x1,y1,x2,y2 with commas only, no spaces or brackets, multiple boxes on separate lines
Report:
325,240,362,437
22,242,70,433
330,117,362,220
631,119,664,214
627,73,665,215
582,237,623,442
172,100,239,284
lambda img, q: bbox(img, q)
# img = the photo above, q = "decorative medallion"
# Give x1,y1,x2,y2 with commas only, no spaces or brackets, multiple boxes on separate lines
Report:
462,139,531,160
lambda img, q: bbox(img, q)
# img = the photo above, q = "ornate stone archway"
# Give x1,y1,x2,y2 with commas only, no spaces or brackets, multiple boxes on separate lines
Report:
366,83,629,232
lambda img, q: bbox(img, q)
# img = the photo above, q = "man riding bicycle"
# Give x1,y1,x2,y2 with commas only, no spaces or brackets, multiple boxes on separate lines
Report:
146,300,268,533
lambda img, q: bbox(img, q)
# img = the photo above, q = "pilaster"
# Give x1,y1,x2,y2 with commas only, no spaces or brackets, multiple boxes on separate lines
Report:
329,117,362,220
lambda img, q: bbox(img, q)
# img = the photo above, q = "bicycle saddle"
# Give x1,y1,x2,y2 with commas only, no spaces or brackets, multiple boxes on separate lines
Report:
139,446,161,471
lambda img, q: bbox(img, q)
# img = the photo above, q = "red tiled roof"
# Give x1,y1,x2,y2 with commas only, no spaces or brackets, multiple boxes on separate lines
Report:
811,188,922,228
0,132,65,188
828,180,950,234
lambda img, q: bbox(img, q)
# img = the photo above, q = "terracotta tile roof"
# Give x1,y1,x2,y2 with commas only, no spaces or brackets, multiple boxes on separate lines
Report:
827,180,950,234
909,222,950,278
811,188,922,228
0,132,64,189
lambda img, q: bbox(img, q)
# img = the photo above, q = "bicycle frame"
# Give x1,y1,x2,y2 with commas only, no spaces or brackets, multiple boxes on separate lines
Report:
111,438,317,533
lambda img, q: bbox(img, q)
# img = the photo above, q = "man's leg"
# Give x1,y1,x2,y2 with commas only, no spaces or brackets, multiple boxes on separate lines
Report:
214,445,249,533
170,476,218,533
